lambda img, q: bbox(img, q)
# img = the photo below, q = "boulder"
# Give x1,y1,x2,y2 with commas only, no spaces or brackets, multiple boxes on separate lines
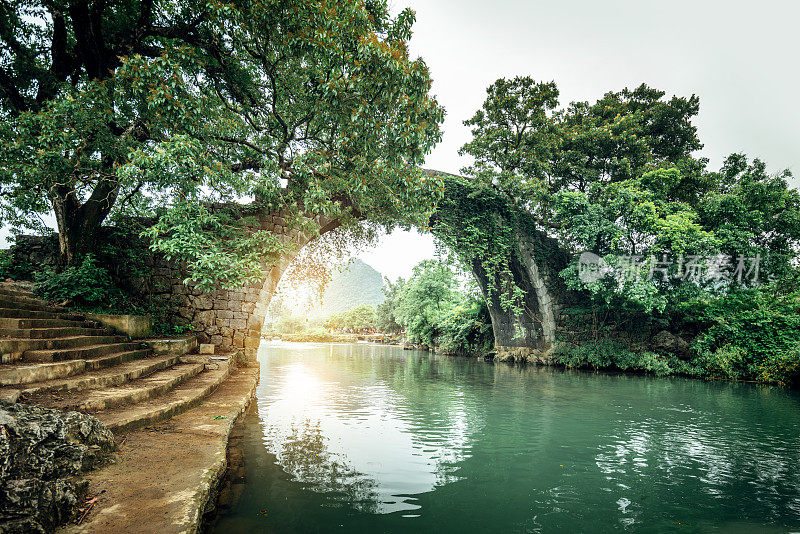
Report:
0,401,115,533
652,330,691,358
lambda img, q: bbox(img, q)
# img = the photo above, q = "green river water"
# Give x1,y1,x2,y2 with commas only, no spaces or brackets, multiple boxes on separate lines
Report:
212,342,800,533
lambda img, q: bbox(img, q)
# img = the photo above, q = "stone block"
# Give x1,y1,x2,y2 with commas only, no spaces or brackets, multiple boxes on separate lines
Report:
86,313,152,338
204,325,220,336
199,343,215,354
177,307,194,320
247,315,265,329
189,294,214,310
194,310,216,326
147,335,199,356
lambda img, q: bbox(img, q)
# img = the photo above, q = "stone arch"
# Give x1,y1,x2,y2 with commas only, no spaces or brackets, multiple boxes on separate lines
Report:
468,227,568,363
150,195,568,363
178,209,342,362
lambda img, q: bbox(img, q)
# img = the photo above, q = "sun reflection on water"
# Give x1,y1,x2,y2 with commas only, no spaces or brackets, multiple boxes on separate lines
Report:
277,362,324,407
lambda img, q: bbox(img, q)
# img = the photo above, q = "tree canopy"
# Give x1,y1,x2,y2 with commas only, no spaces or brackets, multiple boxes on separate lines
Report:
0,0,444,288
442,77,800,313
434,75,800,384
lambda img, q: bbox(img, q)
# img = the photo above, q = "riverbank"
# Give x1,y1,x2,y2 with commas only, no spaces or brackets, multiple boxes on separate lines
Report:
266,332,358,343
267,332,402,345
59,363,259,534
405,335,798,389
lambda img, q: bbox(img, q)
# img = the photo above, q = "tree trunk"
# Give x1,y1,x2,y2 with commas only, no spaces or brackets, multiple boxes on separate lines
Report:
52,196,103,269
49,177,119,269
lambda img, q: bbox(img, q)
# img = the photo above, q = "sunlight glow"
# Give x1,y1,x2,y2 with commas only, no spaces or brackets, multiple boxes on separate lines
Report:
278,363,323,406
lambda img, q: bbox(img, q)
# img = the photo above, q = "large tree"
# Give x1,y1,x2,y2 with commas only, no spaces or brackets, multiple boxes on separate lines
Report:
0,0,443,277
452,75,800,319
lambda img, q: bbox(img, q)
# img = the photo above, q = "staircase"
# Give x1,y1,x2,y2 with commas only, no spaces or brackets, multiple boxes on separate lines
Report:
0,281,236,433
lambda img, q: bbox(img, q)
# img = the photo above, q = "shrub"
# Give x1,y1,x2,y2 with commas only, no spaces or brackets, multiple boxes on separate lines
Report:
0,249,39,281
34,255,125,309
437,296,494,356
552,340,677,376
695,346,748,380
552,339,623,369
152,322,193,337
691,286,800,381
755,346,800,386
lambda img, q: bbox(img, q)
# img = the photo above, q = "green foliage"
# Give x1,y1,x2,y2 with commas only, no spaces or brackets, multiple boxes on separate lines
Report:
0,249,38,281
375,277,404,334
435,288,494,356
690,286,800,383
325,304,377,332
373,259,494,355
552,340,677,377
755,348,800,387
152,323,194,337
445,75,800,387
393,260,460,345
277,315,314,335
33,256,125,308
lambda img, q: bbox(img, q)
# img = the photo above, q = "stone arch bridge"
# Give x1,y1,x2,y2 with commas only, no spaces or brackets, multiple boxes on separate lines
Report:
15,175,571,363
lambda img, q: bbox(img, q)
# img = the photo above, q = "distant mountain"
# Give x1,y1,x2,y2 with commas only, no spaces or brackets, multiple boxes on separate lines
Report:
315,259,385,316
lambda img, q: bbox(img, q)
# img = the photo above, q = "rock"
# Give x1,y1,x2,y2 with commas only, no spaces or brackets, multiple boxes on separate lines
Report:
199,344,215,355
652,330,691,358
0,401,115,533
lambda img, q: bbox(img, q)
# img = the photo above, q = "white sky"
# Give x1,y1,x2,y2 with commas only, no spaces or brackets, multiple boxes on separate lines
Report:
359,0,800,280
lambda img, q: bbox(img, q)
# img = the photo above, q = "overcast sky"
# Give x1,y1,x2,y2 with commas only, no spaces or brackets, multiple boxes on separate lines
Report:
360,0,800,280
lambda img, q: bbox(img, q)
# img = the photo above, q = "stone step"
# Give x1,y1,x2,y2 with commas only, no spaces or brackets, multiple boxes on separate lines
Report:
60,362,258,534
0,349,152,386
24,361,206,412
0,286,35,298
84,349,154,371
96,357,234,432
0,326,116,339
0,297,64,313
5,354,182,399
0,307,86,320
0,317,95,330
24,342,146,363
0,291,61,307
0,335,126,356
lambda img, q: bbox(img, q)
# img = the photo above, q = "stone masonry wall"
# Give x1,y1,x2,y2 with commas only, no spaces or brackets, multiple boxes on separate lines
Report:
9,210,338,363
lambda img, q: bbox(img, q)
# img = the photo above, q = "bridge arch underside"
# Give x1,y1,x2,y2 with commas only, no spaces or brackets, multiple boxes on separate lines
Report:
171,213,565,364
468,230,567,364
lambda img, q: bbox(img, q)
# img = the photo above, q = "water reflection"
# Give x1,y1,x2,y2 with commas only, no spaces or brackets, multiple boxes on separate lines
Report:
255,344,481,514
214,342,800,534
